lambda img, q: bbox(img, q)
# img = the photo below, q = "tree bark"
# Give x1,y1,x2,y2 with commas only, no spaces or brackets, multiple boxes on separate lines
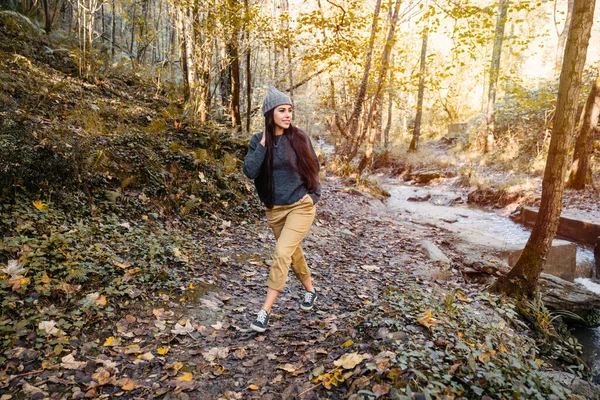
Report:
357,0,401,171
343,0,382,160
555,0,575,74
484,0,510,153
229,37,242,132
491,0,596,299
568,74,600,189
244,0,251,134
408,24,428,153
111,0,116,59
42,0,52,32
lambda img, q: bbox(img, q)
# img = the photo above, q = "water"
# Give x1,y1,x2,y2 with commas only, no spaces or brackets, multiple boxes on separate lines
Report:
380,179,599,372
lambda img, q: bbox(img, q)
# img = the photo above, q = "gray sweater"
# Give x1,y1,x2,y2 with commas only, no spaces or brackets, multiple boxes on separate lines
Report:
243,131,321,206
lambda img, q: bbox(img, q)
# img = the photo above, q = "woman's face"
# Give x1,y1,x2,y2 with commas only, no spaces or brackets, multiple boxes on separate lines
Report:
273,104,293,132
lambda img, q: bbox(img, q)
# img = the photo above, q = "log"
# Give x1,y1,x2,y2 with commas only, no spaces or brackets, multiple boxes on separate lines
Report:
538,273,600,313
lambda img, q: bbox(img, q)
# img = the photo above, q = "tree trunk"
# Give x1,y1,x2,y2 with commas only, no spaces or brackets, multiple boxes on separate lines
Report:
343,0,382,160
568,74,600,189
408,25,428,153
555,0,575,74
383,83,393,148
229,37,242,132
491,0,596,299
357,0,401,171
485,0,510,153
244,0,251,134
42,0,52,32
111,0,116,59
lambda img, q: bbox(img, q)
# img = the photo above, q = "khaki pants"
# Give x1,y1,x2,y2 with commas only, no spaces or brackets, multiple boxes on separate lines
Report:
265,199,316,292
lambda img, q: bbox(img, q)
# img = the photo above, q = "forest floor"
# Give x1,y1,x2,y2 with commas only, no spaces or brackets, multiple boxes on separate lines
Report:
1,18,600,399
2,175,599,399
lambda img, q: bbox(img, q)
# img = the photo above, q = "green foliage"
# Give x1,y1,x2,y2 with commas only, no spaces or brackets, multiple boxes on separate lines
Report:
353,285,585,398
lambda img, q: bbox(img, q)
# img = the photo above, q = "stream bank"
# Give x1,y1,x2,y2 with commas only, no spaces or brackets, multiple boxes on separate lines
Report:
375,176,600,377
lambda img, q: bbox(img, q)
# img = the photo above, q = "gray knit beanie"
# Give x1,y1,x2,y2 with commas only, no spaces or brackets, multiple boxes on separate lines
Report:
262,86,292,116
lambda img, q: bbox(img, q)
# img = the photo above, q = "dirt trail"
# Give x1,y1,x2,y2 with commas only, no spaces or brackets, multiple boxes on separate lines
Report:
78,177,461,399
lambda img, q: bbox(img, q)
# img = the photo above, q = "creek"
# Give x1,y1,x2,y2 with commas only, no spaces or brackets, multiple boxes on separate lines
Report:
378,178,599,375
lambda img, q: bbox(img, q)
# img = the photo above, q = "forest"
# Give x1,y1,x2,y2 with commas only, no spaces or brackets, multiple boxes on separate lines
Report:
1,0,600,398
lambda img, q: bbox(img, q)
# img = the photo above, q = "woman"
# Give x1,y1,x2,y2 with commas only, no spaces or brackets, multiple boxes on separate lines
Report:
243,86,321,333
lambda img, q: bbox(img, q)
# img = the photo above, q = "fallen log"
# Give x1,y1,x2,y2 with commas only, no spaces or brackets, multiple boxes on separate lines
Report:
463,260,600,326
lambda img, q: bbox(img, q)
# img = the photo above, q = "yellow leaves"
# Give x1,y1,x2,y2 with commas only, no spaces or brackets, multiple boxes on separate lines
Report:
40,273,51,284
113,260,131,269
9,275,30,291
172,362,184,374
417,311,439,330
177,372,193,381
247,384,259,390
117,378,140,391
157,346,169,355
477,350,496,363
340,339,353,348
455,291,473,303
103,336,121,347
93,370,113,385
172,247,190,264
32,200,48,211
313,370,345,389
333,352,364,370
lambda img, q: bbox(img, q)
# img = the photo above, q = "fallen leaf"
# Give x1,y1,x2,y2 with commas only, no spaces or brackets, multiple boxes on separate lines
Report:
60,354,86,370
171,320,194,335
202,347,229,362
211,321,223,330
340,339,353,348
157,347,169,355
118,378,140,391
334,353,364,370
417,311,439,329
32,200,48,211
177,372,193,381
278,363,297,373
113,260,131,269
247,384,259,391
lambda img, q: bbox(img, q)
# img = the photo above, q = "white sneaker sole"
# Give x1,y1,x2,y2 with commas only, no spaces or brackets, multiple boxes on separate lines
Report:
300,297,317,311
250,323,267,333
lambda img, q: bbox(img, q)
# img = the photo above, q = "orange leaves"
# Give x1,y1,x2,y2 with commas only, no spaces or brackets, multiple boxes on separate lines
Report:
32,200,48,211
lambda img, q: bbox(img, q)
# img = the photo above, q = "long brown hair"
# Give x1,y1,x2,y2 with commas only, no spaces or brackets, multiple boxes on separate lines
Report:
261,109,319,208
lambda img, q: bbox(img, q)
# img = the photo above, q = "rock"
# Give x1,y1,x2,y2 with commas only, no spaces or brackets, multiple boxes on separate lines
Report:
539,371,600,399
421,240,451,265
595,237,600,278
506,240,577,282
0,10,37,37
407,194,431,202
405,170,445,184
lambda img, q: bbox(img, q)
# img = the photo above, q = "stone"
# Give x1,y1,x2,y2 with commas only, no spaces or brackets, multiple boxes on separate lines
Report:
421,240,451,265
506,240,577,282
595,237,600,279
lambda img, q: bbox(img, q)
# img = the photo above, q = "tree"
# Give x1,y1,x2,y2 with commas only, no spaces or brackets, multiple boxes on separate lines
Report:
554,0,574,74
491,0,596,299
568,74,600,189
484,0,509,153
358,0,403,171
408,8,429,153
342,0,382,160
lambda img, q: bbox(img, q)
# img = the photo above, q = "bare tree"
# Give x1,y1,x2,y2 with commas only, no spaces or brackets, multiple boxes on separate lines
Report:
554,0,574,74
408,16,428,152
484,0,510,153
568,74,600,189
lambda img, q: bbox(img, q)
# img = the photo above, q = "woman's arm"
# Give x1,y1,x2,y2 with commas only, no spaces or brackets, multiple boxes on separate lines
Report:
243,133,267,179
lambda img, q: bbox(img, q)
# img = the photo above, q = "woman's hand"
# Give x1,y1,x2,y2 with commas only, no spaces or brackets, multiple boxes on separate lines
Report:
260,131,266,146
301,194,314,205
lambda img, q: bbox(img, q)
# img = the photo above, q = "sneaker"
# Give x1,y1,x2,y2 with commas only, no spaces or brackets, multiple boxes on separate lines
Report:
300,290,317,311
250,309,270,332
